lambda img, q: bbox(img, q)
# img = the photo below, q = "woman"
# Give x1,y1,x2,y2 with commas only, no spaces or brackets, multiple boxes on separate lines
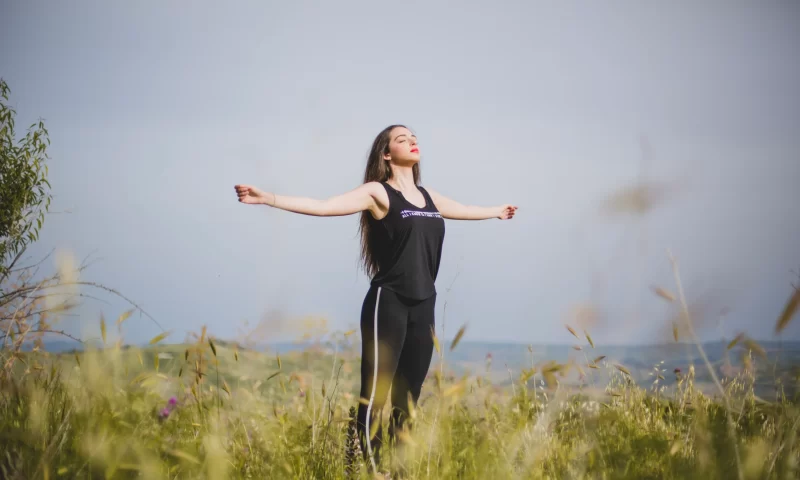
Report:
234,125,517,470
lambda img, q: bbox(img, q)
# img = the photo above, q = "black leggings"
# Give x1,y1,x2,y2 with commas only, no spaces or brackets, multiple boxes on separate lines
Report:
356,285,436,466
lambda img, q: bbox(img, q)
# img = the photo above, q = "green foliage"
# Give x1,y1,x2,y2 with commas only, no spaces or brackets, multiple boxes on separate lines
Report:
0,77,53,280
1,328,798,479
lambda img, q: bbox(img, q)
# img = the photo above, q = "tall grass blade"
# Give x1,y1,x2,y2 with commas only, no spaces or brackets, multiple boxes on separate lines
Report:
450,324,467,351
727,333,745,350
652,286,676,302
149,331,171,345
431,326,441,354
775,287,800,334
115,308,135,326
566,325,579,339
585,330,594,348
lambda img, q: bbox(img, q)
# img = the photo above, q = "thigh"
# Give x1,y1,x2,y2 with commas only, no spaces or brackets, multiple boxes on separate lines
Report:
360,286,408,396
392,293,436,399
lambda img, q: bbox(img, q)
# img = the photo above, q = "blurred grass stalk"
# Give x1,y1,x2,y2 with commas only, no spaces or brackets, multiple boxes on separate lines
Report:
1,249,799,478
0,303,797,479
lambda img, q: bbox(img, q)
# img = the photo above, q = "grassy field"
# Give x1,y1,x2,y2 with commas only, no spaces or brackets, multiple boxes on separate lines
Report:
1,322,799,480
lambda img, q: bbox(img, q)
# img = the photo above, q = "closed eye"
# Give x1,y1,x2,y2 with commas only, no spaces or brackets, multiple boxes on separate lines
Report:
394,134,417,142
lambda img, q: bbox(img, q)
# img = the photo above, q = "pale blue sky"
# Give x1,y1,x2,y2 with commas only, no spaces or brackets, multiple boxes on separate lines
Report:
2,1,799,346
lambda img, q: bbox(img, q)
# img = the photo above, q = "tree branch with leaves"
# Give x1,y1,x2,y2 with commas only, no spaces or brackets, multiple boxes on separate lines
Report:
0,78,52,284
0,78,161,380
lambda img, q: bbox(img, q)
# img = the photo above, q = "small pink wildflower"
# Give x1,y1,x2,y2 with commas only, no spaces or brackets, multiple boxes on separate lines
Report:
157,396,179,422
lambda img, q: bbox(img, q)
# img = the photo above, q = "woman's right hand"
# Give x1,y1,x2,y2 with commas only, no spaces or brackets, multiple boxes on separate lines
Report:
234,184,270,205
233,181,385,217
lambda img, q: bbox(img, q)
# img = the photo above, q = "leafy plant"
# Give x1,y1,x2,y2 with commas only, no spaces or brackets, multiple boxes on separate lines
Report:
0,77,52,282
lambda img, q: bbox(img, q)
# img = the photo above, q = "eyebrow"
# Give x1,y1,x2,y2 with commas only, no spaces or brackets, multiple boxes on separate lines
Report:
394,133,417,140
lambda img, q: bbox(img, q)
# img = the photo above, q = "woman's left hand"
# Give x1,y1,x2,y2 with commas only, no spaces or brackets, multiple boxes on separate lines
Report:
498,204,518,220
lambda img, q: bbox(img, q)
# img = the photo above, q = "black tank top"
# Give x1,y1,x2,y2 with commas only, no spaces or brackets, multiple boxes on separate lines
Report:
368,182,446,300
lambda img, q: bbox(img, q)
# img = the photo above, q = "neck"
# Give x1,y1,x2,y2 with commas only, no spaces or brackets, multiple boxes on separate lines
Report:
388,163,416,190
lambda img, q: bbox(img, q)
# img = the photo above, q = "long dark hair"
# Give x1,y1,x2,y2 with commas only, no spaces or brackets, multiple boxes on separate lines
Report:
358,124,421,277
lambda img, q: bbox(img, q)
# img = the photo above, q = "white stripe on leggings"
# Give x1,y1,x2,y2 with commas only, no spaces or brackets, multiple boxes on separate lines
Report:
364,286,381,473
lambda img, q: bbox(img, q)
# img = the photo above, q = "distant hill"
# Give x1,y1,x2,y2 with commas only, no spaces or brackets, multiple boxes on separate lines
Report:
29,338,799,387
436,340,800,399
33,337,800,361
20,339,88,353
22,337,799,400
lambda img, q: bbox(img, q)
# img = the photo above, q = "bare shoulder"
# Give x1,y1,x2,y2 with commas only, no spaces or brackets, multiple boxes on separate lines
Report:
359,181,385,199
362,181,390,218
421,186,444,203
360,181,384,193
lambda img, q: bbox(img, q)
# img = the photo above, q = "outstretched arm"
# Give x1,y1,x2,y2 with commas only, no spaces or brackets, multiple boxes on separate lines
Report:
234,182,385,217
427,189,517,221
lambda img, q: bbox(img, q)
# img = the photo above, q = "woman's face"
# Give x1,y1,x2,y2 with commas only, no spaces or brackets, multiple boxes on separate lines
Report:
384,126,420,165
